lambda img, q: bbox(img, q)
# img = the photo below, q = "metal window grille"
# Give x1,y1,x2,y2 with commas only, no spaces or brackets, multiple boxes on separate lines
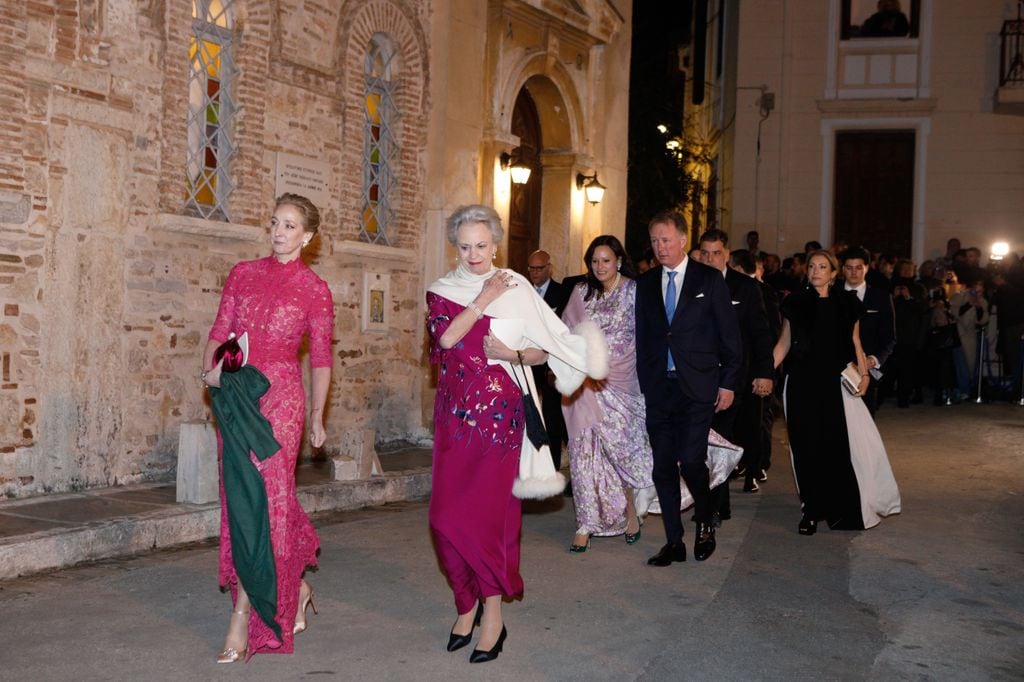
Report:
360,34,400,245
1001,11,1024,87
186,0,236,221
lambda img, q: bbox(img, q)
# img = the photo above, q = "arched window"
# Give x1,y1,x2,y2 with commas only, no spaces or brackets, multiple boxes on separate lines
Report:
186,0,236,221
361,33,400,244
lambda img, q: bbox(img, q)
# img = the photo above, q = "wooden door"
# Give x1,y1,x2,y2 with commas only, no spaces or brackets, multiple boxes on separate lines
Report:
833,130,915,256
508,88,542,276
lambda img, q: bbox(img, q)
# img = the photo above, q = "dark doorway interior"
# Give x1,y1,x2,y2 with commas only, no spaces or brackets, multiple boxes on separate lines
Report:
833,130,915,257
508,88,543,276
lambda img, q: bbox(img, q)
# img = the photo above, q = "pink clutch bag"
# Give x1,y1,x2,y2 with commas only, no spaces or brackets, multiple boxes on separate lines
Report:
214,332,249,373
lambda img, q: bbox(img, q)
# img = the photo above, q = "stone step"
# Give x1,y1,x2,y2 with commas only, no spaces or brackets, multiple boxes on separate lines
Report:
0,451,431,581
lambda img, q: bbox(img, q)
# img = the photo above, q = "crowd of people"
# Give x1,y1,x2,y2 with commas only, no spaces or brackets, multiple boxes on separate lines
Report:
635,232,1024,408
197,191,1014,665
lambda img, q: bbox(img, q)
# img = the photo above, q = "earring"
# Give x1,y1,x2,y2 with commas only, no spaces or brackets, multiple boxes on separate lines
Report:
492,253,497,261
617,263,621,272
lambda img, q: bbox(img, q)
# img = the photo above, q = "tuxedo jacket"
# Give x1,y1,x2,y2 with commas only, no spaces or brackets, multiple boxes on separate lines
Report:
849,285,896,367
635,260,742,403
724,267,774,383
541,278,571,317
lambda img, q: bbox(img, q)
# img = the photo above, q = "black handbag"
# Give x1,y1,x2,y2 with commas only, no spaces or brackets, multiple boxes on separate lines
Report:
511,351,550,449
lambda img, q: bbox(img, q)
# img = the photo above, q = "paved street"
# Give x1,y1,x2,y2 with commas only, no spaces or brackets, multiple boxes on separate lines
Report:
1,403,1022,680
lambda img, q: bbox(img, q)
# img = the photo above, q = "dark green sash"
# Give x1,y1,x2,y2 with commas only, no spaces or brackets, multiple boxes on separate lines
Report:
209,366,282,641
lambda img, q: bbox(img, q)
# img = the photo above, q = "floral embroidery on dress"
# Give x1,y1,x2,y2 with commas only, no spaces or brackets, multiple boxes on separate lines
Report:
426,293,524,451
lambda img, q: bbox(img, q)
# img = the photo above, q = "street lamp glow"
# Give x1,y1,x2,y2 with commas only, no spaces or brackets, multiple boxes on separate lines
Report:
991,241,1010,260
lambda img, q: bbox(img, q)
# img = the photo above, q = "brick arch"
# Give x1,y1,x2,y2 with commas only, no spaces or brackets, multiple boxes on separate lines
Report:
335,0,429,249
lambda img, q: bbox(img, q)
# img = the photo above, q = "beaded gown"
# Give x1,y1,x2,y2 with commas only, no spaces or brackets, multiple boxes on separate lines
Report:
209,255,334,655
426,293,526,614
560,280,655,536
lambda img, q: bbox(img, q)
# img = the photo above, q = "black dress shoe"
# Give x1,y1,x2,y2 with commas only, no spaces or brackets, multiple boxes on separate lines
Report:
469,626,507,663
798,515,817,535
693,523,716,561
446,602,483,652
647,542,686,566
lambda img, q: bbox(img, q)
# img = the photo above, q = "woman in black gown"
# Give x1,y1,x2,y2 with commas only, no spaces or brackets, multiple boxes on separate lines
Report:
773,250,872,534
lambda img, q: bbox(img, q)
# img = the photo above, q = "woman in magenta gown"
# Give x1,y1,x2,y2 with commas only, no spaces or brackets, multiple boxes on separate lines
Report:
426,205,607,664
202,193,334,662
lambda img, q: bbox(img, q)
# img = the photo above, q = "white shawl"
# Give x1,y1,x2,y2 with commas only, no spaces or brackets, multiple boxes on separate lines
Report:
428,265,609,499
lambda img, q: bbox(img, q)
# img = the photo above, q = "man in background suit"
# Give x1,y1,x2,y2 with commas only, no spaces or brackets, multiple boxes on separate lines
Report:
636,211,742,565
525,250,571,471
731,249,782,482
841,247,896,415
697,231,774,516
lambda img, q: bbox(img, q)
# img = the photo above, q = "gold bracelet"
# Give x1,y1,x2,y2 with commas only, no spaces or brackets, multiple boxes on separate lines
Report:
468,302,483,318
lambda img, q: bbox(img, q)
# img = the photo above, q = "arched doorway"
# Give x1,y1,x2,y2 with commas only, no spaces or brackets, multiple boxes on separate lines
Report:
507,87,542,275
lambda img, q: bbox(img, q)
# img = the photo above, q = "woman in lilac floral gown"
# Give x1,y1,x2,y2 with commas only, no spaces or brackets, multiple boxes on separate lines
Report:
202,194,334,662
426,205,607,664
561,236,654,552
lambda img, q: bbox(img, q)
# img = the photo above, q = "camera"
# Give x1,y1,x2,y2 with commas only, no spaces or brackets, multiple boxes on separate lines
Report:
929,287,946,302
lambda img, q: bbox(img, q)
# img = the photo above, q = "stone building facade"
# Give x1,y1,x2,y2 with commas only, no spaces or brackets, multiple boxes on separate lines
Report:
0,0,631,498
684,0,1024,263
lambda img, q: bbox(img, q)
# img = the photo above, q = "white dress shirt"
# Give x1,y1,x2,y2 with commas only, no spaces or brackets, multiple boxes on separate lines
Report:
661,257,689,311
845,281,867,302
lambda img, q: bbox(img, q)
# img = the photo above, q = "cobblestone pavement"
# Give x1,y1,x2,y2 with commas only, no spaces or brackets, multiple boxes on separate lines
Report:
0,403,1021,680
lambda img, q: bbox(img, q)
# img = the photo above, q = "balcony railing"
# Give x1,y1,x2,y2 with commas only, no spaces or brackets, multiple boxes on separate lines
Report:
1000,17,1024,87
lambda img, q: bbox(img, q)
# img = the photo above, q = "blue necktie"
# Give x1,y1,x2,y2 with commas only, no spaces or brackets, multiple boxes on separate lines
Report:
665,271,677,371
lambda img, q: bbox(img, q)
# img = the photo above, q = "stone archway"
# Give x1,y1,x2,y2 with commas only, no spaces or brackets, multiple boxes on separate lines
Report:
506,72,582,279
507,88,543,275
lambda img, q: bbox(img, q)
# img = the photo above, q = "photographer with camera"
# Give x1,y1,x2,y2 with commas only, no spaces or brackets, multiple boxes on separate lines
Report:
925,269,965,405
950,278,990,398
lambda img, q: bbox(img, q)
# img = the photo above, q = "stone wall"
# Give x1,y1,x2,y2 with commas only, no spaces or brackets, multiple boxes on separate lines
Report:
0,0,432,498
0,0,631,499
726,0,1024,260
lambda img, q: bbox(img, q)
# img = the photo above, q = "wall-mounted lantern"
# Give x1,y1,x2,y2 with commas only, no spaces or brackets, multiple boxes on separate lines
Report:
500,150,532,185
575,172,606,206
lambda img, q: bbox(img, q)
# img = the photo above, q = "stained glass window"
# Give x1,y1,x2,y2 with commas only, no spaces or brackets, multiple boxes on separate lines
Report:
186,0,236,221
361,34,400,244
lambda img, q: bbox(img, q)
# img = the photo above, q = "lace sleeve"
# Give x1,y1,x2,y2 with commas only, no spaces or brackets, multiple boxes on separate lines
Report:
209,263,243,343
307,278,335,369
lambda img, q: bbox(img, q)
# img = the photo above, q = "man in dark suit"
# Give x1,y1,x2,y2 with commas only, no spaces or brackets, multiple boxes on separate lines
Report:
697,232,774,511
524,250,571,470
636,211,742,565
841,247,896,415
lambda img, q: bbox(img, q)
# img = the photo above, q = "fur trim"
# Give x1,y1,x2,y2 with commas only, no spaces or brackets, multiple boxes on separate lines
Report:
552,320,609,395
512,472,567,500
554,369,585,396
574,320,609,380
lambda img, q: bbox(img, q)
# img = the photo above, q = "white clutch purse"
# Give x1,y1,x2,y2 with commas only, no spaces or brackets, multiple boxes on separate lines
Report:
487,318,525,365
840,362,862,396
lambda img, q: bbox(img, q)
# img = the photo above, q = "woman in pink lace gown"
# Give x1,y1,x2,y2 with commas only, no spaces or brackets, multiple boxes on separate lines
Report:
202,194,334,662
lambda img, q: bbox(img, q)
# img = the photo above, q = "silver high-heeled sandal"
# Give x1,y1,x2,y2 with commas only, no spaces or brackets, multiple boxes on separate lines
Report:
293,581,318,635
217,609,249,663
